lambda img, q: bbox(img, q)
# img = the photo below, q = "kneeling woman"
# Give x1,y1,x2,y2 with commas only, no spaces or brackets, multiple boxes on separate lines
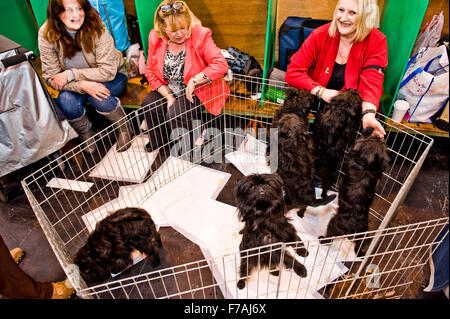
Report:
142,0,229,153
38,0,133,153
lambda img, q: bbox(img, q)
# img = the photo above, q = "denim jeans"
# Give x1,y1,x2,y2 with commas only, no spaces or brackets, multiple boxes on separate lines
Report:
56,72,128,120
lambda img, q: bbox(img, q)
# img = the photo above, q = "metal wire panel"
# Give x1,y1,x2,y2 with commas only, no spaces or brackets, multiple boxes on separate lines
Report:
21,74,444,299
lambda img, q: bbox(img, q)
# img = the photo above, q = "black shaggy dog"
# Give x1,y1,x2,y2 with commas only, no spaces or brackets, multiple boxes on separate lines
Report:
314,89,362,199
74,207,162,283
325,127,390,254
236,173,309,289
273,87,315,123
273,112,336,216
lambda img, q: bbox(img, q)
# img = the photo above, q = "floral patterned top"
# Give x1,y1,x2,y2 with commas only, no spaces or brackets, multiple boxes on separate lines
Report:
164,48,186,98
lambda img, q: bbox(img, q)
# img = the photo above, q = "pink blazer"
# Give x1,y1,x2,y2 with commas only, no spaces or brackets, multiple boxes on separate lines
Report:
145,26,230,115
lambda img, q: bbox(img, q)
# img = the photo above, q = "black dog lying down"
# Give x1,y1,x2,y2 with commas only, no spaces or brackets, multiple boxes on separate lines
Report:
74,207,162,283
324,127,390,254
236,173,309,289
273,111,336,216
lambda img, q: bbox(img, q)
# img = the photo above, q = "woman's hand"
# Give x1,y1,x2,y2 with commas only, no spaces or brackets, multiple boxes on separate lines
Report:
79,81,110,101
186,77,196,103
320,88,340,103
166,94,176,109
362,112,386,138
50,71,69,91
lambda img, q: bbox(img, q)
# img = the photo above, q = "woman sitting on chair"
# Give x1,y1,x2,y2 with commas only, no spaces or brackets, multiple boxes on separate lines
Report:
142,0,229,153
38,0,133,154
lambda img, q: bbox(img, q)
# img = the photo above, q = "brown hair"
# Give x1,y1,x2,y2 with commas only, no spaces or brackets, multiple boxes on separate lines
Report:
42,0,104,58
328,0,380,42
153,0,201,39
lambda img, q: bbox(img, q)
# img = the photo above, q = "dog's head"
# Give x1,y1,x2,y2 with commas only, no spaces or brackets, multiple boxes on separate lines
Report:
349,128,390,172
278,88,315,120
74,235,110,283
329,88,363,118
236,173,287,222
276,113,312,150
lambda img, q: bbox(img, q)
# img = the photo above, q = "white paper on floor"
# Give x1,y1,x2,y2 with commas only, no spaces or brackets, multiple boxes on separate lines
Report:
159,193,356,299
225,134,271,176
89,135,158,183
46,177,93,192
81,156,231,231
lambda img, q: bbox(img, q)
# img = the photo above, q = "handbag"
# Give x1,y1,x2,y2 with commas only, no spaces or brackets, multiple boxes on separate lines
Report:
397,45,449,123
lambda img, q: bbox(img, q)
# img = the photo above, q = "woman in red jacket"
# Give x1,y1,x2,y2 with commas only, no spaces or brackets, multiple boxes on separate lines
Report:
285,0,387,137
142,0,229,152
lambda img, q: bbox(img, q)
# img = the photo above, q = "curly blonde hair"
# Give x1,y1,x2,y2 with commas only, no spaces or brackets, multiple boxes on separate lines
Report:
328,0,380,42
153,0,201,39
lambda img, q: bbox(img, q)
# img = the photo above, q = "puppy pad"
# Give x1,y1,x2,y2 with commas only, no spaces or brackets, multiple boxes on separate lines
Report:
46,178,93,192
81,157,231,231
89,135,158,183
159,195,350,299
225,134,271,176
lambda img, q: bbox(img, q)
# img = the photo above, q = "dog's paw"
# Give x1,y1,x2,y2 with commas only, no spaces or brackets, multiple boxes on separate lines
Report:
150,255,161,267
237,279,246,290
297,207,306,218
293,262,308,278
271,270,280,277
296,246,309,257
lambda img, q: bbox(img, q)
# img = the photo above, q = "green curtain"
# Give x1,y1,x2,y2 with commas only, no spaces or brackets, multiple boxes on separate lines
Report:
134,0,160,58
0,0,38,53
379,0,429,116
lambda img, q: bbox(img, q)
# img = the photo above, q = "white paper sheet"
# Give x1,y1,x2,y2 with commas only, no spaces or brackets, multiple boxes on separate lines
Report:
89,135,158,183
82,157,231,231
225,134,271,176
160,195,351,299
46,178,93,192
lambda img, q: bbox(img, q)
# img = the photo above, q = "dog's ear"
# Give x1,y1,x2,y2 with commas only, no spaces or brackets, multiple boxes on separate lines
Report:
362,127,374,137
284,87,299,102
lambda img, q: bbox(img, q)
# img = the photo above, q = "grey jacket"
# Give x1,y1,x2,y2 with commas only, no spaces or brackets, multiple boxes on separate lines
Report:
38,21,124,94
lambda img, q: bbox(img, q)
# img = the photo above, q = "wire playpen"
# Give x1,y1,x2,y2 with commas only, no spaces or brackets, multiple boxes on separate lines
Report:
22,74,448,299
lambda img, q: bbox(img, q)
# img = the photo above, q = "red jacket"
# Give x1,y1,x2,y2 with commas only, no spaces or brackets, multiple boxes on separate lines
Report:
285,23,388,109
145,26,230,115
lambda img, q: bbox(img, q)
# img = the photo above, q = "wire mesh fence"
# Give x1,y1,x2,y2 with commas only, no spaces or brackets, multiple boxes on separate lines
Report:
22,74,447,299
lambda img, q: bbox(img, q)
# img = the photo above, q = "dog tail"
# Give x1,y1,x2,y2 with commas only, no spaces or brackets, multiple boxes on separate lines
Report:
309,193,337,207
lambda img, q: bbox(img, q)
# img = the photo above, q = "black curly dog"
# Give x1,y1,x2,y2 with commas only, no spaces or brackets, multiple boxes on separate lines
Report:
273,87,316,123
271,88,336,216
324,127,390,254
314,89,362,199
74,207,162,283
235,173,309,289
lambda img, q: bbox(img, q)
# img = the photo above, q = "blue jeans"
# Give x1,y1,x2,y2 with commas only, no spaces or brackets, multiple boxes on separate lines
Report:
56,72,128,120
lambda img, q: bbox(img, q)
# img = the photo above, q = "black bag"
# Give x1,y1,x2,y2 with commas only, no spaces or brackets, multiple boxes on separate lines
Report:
223,47,263,94
278,17,330,71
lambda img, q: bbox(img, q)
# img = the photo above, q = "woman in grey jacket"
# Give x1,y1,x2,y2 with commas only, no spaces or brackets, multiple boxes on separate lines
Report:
38,0,132,153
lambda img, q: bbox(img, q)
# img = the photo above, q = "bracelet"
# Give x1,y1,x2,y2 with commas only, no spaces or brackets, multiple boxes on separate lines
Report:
361,109,376,117
318,87,326,99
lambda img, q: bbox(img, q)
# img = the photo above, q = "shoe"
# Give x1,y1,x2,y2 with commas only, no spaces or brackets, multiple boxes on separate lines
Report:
98,98,134,152
10,248,25,264
51,280,75,299
68,111,96,154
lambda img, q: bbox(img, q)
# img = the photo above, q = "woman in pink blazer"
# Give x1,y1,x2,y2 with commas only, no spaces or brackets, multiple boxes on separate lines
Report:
142,0,229,152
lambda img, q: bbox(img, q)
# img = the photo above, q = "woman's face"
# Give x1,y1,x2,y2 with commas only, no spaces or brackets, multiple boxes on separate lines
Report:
164,18,188,44
335,0,358,38
59,0,85,32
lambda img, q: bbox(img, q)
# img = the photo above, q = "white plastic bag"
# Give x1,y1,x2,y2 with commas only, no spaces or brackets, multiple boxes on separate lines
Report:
126,43,140,78
412,11,444,56
398,45,449,123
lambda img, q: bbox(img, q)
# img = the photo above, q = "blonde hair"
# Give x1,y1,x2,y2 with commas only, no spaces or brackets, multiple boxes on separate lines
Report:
328,0,380,42
153,0,201,39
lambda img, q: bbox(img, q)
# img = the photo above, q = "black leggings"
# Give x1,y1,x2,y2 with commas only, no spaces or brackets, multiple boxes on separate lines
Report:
141,91,203,151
